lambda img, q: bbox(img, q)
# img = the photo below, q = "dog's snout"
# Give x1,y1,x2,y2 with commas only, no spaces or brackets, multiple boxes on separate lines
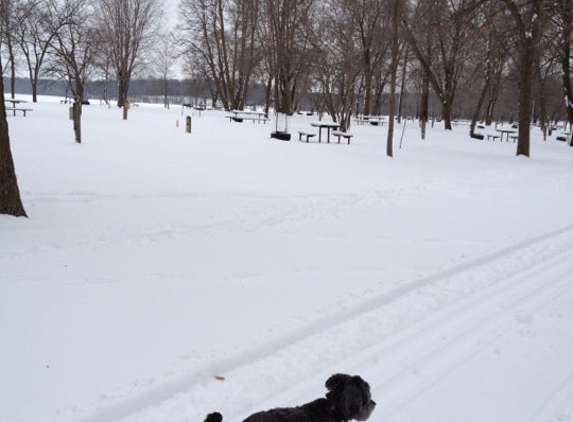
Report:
370,400,376,407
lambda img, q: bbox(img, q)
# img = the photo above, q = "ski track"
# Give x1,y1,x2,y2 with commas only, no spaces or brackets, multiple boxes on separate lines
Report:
75,224,573,422
368,247,572,419
530,373,573,422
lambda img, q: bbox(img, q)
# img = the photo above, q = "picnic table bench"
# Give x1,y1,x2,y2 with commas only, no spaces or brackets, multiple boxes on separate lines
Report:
6,107,33,116
297,131,316,142
486,132,500,141
225,110,268,124
332,131,353,144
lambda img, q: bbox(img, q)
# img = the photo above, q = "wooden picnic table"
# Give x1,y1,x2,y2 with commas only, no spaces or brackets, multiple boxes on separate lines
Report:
4,98,28,106
496,128,516,142
226,109,268,123
4,98,32,116
355,115,386,126
310,121,340,143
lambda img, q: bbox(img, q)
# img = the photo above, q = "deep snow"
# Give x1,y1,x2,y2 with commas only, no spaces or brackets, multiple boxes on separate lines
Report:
1,98,573,422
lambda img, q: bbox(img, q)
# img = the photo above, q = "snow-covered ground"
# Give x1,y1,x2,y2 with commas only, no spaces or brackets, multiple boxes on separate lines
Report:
2,98,573,422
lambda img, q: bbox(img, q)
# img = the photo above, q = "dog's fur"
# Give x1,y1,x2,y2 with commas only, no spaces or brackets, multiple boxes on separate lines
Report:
204,374,376,422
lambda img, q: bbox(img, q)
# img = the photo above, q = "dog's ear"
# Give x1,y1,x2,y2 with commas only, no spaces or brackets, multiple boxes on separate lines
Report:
326,373,351,391
205,413,223,422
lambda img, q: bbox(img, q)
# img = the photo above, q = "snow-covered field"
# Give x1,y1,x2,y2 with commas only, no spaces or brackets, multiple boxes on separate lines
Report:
2,98,573,422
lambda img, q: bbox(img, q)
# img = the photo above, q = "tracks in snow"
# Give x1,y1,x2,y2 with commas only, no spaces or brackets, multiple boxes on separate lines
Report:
365,246,572,420
78,224,573,422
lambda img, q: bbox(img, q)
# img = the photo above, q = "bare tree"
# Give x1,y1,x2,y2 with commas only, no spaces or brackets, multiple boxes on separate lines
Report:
153,32,178,109
49,0,95,103
1,0,30,216
501,0,546,157
179,0,260,110
0,0,35,98
314,0,363,131
403,0,481,130
95,0,163,107
49,0,96,142
386,0,401,157
14,0,79,102
0,56,27,217
469,3,510,137
352,0,390,116
547,0,573,145
260,0,316,115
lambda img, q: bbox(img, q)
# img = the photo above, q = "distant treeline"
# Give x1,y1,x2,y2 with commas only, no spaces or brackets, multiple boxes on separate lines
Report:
3,76,438,116
2,77,209,105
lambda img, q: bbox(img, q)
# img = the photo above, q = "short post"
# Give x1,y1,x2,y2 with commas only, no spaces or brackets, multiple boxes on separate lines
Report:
123,100,130,120
73,99,82,143
186,116,192,133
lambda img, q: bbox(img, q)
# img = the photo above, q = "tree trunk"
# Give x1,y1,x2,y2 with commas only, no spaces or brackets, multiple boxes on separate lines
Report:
442,100,453,130
397,47,408,123
0,63,28,217
470,77,489,137
516,41,532,157
31,79,38,103
420,70,429,140
73,101,82,144
117,75,130,108
163,76,170,109
386,0,400,158
8,37,17,99
264,76,273,116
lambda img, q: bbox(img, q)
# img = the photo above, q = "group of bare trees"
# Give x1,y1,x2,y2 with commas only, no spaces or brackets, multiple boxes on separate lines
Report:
1,0,164,106
178,0,573,155
1,0,164,216
2,0,573,216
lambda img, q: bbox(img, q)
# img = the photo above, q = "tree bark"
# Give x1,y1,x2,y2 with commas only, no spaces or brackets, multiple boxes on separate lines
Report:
0,60,27,217
419,69,430,139
386,0,400,158
515,41,533,157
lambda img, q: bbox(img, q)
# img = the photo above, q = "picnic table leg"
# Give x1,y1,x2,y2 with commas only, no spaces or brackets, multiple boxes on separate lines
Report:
318,127,322,143
327,128,331,143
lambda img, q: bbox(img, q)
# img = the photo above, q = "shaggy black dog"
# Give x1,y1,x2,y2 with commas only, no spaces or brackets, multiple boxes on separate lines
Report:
204,374,376,422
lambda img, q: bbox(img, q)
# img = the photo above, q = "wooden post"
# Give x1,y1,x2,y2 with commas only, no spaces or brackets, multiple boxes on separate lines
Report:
123,100,129,120
73,100,82,143
186,116,192,133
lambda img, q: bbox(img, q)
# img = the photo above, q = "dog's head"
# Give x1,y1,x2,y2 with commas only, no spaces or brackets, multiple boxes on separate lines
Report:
325,374,376,421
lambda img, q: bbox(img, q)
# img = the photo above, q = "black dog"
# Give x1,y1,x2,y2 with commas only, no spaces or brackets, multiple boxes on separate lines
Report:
204,374,376,422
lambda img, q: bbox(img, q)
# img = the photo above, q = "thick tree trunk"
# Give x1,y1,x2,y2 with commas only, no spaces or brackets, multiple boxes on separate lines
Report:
516,42,533,157
0,66,28,217
31,79,38,103
442,100,453,130
117,76,130,108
